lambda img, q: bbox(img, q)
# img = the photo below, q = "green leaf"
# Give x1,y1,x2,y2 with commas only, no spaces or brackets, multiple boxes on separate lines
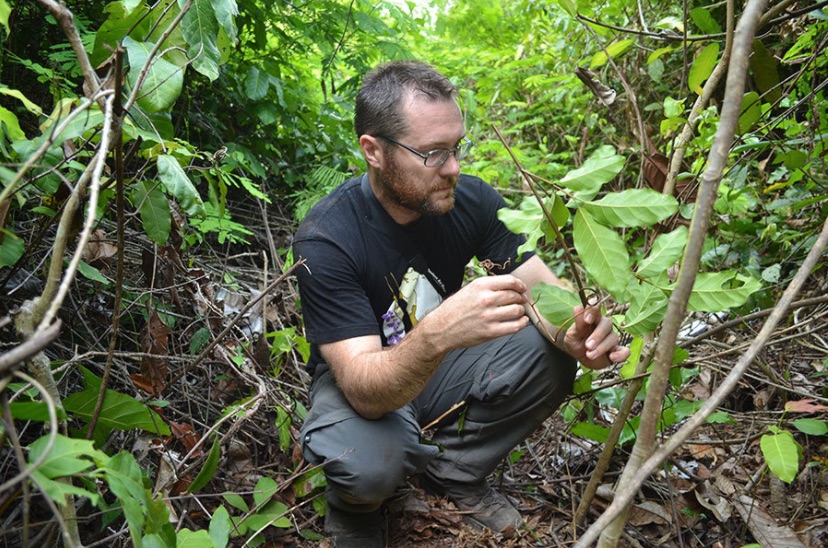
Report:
590,39,636,69
244,66,269,100
178,0,222,81
0,0,10,35
791,418,828,436
28,434,106,479
31,471,101,505
663,96,685,118
9,401,68,422
0,106,25,140
556,0,577,17
559,145,625,196
619,336,644,379
532,282,581,329
188,436,221,493
690,7,721,34
223,491,249,513
130,180,172,245
636,226,688,279
707,411,736,424
63,367,171,435
211,0,239,43
688,43,720,94
571,422,610,443
124,36,185,113
623,281,669,335
104,451,150,543
750,40,781,103
253,476,279,508
157,155,206,217
77,260,110,285
573,209,631,298
498,195,570,259
760,429,800,483
0,86,43,116
0,228,25,268
581,188,678,228
738,91,762,135
687,272,762,312
209,505,232,548
176,528,213,548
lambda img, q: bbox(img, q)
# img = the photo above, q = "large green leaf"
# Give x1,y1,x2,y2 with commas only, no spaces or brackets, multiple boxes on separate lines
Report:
211,0,239,43
573,209,631,299
244,66,269,100
91,2,149,67
636,226,688,279
559,145,625,196
0,228,24,268
623,280,669,335
104,451,150,542
532,282,581,329
187,435,221,493
760,428,800,484
124,36,185,113
687,272,762,312
581,188,678,228
590,39,636,69
130,180,172,244
177,0,222,81
157,155,206,218
209,505,232,548
0,106,24,140
28,434,106,479
688,43,719,94
498,195,569,259
738,91,762,134
63,367,171,435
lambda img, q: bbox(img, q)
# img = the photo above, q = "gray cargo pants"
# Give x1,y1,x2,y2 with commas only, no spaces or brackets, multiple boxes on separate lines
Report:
299,325,577,513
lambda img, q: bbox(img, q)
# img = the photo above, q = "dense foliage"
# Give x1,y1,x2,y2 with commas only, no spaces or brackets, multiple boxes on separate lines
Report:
0,0,825,545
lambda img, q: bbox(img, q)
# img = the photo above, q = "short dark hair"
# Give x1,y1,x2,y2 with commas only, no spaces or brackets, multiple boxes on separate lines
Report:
354,60,457,139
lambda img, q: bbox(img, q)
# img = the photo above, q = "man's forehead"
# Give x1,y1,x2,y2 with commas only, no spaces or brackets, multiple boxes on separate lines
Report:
400,93,465,139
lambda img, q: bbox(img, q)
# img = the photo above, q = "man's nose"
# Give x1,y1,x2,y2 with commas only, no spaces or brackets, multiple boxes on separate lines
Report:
439,152,461,177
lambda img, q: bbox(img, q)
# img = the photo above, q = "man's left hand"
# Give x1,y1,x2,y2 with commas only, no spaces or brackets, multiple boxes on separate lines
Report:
563,304,630,369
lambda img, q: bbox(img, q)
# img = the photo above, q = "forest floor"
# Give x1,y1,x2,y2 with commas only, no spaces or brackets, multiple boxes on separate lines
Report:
2,196,827,547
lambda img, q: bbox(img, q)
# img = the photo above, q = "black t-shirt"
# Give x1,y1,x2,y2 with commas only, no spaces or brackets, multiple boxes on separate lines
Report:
293,173,531,375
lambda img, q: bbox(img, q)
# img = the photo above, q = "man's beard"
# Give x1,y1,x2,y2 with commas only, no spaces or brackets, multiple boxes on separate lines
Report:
379,152,457,217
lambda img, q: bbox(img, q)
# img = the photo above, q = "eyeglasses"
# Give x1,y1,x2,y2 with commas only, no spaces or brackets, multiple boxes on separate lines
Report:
378,135,473,168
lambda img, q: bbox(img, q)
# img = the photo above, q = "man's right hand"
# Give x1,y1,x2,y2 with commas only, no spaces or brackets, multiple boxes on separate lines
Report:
423,275,531,353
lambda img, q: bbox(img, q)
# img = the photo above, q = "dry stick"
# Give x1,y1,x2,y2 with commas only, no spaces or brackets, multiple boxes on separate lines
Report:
167,261,304,386
664,0,734,196
580,215,828,548
593,1,769,546
88,47,127,440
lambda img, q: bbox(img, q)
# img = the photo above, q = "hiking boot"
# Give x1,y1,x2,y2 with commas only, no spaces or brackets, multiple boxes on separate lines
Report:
419,476,523,532
324,505,386,548
451,485,524,532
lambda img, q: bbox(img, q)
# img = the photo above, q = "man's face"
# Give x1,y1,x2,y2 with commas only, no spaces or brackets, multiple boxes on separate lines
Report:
376,94,466,221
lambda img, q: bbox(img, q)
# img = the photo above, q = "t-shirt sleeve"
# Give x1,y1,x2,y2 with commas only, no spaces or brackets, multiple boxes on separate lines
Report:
473,181,534,275
293,238,380,345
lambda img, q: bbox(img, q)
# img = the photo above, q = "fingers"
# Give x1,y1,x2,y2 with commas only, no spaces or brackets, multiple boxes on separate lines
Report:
570,304,625,362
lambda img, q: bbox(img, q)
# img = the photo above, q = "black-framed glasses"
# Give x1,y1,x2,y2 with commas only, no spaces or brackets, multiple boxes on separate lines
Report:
378,135,473,168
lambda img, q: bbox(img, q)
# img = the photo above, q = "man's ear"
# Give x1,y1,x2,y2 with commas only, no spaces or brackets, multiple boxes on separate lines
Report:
360,135,385,169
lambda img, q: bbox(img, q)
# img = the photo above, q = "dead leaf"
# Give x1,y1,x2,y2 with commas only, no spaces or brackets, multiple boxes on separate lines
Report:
82,229,118,271
733,494,808,548
694,480,732,522
628,500,671,526
168,421,202,458
785,399,828,413
135,310,169,395
643,152,669,193
575,66,617,106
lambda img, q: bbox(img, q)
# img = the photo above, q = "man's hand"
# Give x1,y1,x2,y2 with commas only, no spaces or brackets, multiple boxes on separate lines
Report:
563,304,630,369
426,275,531,352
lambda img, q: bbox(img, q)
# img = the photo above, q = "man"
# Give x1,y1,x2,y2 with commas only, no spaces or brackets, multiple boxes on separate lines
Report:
293,60,629,547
